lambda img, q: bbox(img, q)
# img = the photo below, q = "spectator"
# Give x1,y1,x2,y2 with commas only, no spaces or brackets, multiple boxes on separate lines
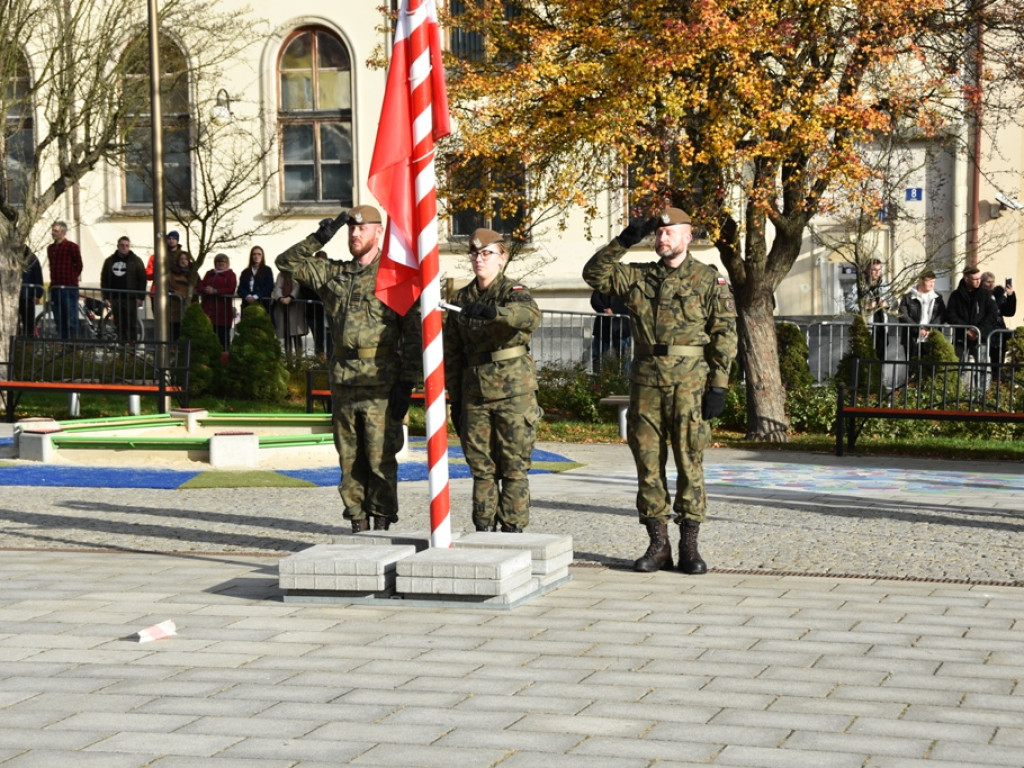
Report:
945,266,998,362
19,247,43,336
197,253,238,351
46,220,83,339
238,245,274,314
845,258,891,360
100,236,147,342
590,290,631,373
147,231,190,309
271,270,308,357
981,271,1016,376
444,228,543,533
301,250,331,358
897,269,946,359
167,250,195,341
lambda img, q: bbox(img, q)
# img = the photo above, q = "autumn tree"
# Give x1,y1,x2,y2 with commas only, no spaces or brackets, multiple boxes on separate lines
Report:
0,0,264,346
440,0,1024,441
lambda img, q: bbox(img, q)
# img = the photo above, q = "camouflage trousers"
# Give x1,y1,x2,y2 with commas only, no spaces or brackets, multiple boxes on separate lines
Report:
331,383,404,524
460,392,543,530
626,381,711,525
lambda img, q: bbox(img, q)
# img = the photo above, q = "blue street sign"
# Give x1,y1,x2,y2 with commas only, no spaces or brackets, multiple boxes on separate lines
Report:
906,188,923,202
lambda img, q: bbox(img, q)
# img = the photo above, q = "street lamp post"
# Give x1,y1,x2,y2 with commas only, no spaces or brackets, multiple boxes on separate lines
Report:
147,0,168,352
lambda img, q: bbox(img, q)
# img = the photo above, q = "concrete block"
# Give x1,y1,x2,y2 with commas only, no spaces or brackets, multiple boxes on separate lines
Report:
396,566,533,596
455,532,574,574
397,547,531,581
170,408,209,433
279,543,415,593
209,431,259,468
16,431,57,462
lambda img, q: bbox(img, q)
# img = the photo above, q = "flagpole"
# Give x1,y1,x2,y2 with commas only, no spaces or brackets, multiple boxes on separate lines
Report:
407,0,452,548
369,0,453,548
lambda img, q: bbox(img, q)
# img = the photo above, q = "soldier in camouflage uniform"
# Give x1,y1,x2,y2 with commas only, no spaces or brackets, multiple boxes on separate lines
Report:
444,228,543,532
583,208,737,574
276,206,421,532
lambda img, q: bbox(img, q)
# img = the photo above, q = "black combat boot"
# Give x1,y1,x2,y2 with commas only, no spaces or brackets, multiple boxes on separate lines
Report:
351,518,370,533
633,519,673,572
475,523,497,532
499,523,523,533
372,516,391,531
677,520,707,574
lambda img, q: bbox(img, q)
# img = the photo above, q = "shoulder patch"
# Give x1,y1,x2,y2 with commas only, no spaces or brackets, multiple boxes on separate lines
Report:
717,276,727,285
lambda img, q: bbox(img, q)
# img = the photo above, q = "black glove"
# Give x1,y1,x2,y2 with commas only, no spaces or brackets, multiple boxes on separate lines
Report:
388,381,414,420
616,217,658,248
450,400,462,437
701,387,727,421
313,212,348,246
461,302,497,320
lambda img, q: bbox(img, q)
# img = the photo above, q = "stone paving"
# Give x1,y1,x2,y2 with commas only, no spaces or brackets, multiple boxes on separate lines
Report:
1,437,1024,766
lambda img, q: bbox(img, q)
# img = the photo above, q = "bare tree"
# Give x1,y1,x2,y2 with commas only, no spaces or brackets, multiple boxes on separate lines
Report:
0,0,267,344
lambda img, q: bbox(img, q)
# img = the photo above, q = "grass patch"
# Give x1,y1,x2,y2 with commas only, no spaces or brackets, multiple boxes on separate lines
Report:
180,471,316,489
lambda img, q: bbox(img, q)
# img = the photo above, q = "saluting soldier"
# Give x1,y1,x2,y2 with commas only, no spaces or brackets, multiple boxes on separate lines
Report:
583,208,737,574
444,228,544,532
276,206,421,532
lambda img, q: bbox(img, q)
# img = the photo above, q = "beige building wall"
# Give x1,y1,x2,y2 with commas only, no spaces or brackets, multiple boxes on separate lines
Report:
32,0,1022,327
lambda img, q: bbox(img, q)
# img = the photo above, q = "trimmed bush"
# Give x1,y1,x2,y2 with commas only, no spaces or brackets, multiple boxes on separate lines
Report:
180,302,227,397
776,321,813,391
226,304,289,401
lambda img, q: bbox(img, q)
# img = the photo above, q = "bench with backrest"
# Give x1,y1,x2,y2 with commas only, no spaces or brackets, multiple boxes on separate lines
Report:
1,336,190,422
835,357,1024,455
305,369,444,414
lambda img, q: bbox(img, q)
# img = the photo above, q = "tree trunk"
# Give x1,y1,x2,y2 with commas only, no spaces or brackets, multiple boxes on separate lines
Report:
738,294,789,441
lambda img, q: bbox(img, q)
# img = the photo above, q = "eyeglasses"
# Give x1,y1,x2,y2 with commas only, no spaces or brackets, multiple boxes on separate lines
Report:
470,249,501,260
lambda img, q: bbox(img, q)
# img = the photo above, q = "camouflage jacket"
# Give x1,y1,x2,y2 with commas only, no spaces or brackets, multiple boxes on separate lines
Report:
582,239,737,389
275,234,421,388
444,273,541,403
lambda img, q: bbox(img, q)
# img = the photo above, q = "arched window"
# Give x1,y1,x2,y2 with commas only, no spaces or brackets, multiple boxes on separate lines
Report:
278,27,352,205
122,37,192,206
3,50,34,207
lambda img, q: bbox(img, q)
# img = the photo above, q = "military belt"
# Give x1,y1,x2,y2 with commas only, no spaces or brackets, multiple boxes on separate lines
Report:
636,343,705,357
337,345,394,361
468,345,528,367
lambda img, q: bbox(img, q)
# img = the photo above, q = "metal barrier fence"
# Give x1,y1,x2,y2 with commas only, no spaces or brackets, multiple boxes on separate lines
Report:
21,290,1016,378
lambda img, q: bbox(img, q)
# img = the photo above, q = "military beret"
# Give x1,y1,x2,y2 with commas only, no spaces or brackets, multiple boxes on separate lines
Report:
657,207,692,226
470,228,504,251
962,266,980,276
346,205,383,225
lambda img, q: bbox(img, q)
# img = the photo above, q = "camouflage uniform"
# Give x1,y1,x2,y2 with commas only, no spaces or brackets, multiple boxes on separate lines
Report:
444,274,543,530
276,234,421,526
583,238,737,525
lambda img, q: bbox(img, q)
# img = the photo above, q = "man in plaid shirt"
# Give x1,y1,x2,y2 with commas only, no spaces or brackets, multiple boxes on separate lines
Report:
47,221,83,339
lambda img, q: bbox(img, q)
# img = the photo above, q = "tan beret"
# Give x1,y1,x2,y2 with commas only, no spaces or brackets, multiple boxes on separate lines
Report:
657,207,692,226
470,228,504,251
346,205,382,225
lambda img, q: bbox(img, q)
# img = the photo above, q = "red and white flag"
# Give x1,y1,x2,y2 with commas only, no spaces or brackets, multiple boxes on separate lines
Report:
369,0,453,547
370,0,450,315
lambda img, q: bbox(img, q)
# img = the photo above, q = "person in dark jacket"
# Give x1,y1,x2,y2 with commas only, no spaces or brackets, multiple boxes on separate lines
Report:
981,271,1016,376
590,290,631,373
237,245,274,314
944,266,998,362
19,247,44,336
896,270,946,359
100,236,148,342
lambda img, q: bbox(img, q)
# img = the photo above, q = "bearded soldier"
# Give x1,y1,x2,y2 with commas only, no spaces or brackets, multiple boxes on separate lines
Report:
583,208,737,574
276,206,421,532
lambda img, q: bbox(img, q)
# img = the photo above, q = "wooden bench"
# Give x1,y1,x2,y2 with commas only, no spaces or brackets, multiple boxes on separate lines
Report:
1,336,191,422
305,369,442,414
599,394,630,439
835,357,1024,455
